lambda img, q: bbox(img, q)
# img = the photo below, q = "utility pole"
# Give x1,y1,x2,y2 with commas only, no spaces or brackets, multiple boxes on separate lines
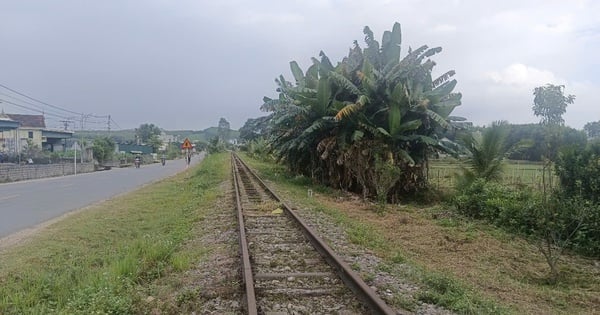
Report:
79,114,91,164
59,120,71,130
74,141,77,175
107,115,111,133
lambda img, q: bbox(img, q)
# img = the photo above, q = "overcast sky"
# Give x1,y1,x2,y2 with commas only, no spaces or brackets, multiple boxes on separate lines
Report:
1,0,598,131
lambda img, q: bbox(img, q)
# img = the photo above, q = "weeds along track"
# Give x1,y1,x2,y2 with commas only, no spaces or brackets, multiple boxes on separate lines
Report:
231,153,396,315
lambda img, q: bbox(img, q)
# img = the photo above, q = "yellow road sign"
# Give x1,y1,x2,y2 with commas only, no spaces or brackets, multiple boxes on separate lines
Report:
181,138,193,149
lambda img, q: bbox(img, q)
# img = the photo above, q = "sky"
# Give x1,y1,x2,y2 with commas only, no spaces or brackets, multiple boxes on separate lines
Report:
0,0,598,131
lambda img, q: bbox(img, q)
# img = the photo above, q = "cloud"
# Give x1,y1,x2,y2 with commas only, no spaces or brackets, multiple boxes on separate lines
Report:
485,63,565,88
431,24,457,34
534,14,574,34
0,0,598,131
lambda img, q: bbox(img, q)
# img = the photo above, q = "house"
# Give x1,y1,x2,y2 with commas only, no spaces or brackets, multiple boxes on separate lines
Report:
0,112,73,155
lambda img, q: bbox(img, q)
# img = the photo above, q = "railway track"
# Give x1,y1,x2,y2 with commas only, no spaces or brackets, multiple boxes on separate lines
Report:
232,153,396,315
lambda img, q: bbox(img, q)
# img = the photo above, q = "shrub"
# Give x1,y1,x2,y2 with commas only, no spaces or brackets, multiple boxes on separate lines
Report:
555,142,600,203
453,179,539,234
453,179,600,258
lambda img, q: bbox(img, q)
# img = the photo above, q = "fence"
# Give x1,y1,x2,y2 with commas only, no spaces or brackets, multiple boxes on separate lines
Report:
428,160,548,190
0,162,95,183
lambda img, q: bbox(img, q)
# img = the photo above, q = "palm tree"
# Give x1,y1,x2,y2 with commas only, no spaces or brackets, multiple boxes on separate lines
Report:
457,121,511,189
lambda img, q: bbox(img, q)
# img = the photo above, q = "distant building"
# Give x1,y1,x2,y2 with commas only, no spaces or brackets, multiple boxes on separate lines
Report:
0,112,73,154
116,143,153,154
158,131,177,151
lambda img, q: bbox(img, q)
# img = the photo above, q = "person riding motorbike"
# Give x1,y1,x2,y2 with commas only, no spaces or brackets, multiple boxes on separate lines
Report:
161,154,166,166
134,155,141,168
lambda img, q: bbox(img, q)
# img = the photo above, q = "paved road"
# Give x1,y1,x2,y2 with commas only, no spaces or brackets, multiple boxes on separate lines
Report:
0,154,203,238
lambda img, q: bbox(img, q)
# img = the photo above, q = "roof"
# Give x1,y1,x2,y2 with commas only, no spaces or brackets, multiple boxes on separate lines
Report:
0,109,15,121
5,114,46,128
0,110,20,131
42,129,73,139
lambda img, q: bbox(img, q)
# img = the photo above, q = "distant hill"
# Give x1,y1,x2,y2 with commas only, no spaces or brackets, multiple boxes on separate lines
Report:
164,128,240,143
74,129,136,143
74,127,239,143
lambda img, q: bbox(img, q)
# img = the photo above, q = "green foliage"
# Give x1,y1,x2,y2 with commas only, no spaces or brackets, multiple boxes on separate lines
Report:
135,123,162,143
370,157,402,213
217,117,231,142
239,115,272,142
453,179,539,233
65,278,134,314
206,136,226,154
505,124,586,161
583,121,600,138
164,142,182,159
417,273,506,314
555,142,600,203
453,179,599,258
246,138,271,160
147,135,162,153
92,136,115,163
553,142,600,257
23,139,42,159
457,121,510,188
532,84,575,126
263,22,462,199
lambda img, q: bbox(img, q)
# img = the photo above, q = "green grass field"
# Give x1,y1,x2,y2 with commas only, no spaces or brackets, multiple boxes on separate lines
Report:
429,159,546,190
0,153,230,314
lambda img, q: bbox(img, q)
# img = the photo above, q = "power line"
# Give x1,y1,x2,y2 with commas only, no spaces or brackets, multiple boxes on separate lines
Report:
0,91,77,119
0,83,83,116
110,117,122,130
0,97,74,120
0,83,118,130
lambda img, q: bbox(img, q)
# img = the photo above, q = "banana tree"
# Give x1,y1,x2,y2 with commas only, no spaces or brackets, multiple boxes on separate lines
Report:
263,22,463,199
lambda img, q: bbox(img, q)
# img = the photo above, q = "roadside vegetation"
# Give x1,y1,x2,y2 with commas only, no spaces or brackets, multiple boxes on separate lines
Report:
0,153,230,314
237,21,600,313
241,152,599,314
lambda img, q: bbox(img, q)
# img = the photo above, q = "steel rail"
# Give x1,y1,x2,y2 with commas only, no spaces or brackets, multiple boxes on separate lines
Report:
232,152,396,315
231,156,258,315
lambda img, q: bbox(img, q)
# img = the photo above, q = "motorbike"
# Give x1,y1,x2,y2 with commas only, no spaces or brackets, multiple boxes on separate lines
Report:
161,157,166,166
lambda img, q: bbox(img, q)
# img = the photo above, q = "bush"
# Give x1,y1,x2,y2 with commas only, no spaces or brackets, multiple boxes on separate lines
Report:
92,137,115,164
555,142,600,203
247,138,271,160
549,195,600,257
453,179,539,234
453,179,600,257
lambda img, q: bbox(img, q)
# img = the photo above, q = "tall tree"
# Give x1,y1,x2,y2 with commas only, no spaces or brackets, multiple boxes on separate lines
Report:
239,116,272,142
583,121,600,139
532,84,580,282
217,117,231,142
135,123,161,144
532,84,575,126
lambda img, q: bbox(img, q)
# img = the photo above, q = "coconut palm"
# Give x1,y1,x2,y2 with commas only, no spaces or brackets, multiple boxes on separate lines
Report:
457,121,511,189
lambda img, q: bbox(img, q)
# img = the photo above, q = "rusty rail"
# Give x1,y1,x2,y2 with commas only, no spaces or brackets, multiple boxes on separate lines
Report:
232,152,396,315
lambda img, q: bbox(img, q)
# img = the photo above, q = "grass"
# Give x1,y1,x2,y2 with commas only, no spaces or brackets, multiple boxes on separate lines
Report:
240,152,600,315
0,152,230,314
2,152,598,314
429,159,546,190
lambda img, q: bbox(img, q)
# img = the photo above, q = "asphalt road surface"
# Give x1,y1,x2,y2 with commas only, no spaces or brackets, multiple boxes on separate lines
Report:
0,154,203,239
